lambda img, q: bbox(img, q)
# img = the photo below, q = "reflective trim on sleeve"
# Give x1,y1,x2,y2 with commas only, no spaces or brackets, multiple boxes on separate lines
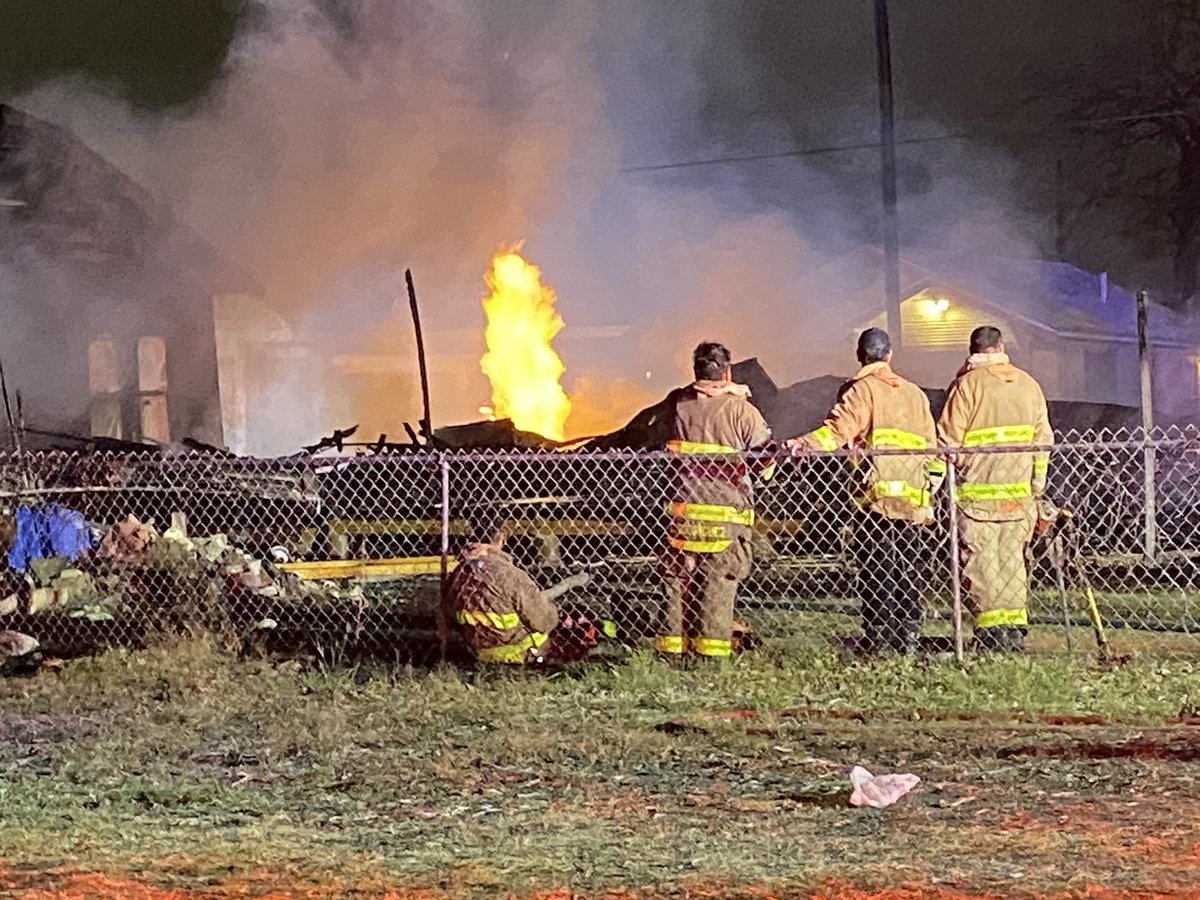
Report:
925,458,947,476
691,637,733,657
669,536,734,553
867,428,929,450
601,619,618,639
667,501,755,527
1032,458,1050,475
962,424,1037,446
955,481,1033,502
976,608,1029,629
655,635,685,654
456,609,521,630
475,632,549,663
760,461,778,483
667,440,740,455
866,480,929,507
807,425,839,451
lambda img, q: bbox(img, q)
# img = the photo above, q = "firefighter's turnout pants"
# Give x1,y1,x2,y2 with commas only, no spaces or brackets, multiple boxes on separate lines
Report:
957,503,1037,633
659,527,751,658
854,513,924,652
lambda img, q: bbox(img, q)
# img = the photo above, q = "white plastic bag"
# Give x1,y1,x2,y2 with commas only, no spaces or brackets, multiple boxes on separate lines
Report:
849,765,920,808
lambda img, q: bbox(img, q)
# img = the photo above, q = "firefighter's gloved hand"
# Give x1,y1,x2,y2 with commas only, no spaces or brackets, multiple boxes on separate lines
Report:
1035,498,1059,537
784,437,813,459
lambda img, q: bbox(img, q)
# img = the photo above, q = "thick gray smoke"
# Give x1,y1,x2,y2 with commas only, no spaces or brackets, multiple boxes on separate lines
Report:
12,0,1039,451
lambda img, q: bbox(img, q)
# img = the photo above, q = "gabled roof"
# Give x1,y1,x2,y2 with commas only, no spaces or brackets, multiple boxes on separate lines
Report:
0,104,259,296
804,246,1200,349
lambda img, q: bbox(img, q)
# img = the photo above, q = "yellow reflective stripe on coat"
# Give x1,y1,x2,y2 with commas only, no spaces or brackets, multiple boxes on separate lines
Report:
926,458,947,476
962,424,1037,446
1032,458,1049,474
667,501,755,527
867,428,928,450
669,536,733,553
601,620,618,639
955,481,1033,502
691,637,732,657
667,440,740,454
808,425,838,451
976,608,1029,629
760,461,778,482
656,635,685,654
476,631,549,663
456,609,521,630
867,480,929,506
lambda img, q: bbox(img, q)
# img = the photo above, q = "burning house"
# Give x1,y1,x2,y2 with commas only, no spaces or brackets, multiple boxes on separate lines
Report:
0,104,261,448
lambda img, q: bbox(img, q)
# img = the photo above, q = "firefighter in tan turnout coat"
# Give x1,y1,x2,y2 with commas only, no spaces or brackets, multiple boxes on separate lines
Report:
938,326,1052,653
443,535,590,664
659,342,775,661
786,328,944,653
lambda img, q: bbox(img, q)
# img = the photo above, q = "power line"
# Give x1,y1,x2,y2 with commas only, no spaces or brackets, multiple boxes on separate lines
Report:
617,111,1184,175
618,132,969,174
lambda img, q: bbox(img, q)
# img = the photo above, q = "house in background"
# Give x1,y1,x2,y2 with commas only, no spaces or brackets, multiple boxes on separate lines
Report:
793,247,1200,420
0,104,261,448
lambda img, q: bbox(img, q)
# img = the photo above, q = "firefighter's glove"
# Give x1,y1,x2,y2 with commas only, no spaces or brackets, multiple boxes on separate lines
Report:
784,437,813,459
1034,498,1059,537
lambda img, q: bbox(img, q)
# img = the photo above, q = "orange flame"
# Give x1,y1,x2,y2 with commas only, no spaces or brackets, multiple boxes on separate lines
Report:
480,248,571,440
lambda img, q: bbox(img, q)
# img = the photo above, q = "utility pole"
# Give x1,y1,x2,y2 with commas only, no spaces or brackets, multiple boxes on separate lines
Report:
874,0,902,346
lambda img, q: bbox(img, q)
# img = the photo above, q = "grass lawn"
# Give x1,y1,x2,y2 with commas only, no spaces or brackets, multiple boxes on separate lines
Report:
0,642,1198,898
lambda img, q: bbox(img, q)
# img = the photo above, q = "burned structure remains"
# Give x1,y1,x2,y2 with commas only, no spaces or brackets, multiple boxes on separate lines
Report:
0,104,258,449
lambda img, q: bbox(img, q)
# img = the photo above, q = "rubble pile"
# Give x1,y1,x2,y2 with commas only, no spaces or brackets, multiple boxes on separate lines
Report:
0,505,363,664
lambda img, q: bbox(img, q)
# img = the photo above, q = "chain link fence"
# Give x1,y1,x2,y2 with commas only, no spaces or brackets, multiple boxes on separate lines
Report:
1,427,1198,664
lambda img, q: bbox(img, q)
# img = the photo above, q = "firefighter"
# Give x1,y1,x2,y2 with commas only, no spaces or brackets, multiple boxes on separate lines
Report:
937,325,1052,653
441,533,592,665
658,342,775,662
784,328,944,654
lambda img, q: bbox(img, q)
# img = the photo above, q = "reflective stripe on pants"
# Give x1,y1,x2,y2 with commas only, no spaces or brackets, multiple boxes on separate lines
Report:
691,637,732,657
656,635,685,654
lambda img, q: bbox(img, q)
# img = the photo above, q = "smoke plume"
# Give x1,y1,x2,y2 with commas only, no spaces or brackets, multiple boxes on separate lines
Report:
12,0,1040,451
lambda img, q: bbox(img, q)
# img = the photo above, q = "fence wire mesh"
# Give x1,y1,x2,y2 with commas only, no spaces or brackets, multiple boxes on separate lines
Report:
1,427,1198,664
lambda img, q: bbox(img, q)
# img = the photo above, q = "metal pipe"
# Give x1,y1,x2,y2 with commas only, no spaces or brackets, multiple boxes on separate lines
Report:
439,454,451,597
873,0,903,346
1136,289,1157,563
946,458,964,663
1052,535,1074,654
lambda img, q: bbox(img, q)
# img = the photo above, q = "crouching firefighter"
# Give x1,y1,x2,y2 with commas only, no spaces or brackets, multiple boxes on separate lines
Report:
658,342,775,662
785,328,943,654
938,326,1052,653
441,534,597,665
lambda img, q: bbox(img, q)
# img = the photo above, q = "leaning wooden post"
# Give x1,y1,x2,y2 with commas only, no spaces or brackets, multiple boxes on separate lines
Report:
406,269,434,443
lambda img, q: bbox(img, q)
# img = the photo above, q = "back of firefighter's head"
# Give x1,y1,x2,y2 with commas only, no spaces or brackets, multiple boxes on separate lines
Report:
970,325,1004,355
856,328,892,366
693,342,732,382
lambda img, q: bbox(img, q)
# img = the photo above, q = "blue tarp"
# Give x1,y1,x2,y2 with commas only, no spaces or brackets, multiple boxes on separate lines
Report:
6,504,96,571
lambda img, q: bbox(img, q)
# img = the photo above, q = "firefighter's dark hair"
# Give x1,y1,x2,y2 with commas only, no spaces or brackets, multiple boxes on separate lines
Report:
856,327,891,364
970,326,1003,354
693,342,732,381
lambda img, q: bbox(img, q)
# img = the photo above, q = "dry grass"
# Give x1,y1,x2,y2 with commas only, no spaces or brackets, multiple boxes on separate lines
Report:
0,642,1198,897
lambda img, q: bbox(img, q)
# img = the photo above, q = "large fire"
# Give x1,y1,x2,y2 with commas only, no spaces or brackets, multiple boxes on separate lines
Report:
480,248,571,440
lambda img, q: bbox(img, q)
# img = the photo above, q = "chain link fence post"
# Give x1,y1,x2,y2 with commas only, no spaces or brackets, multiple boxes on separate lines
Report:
945,455,965,664
438,452,450,597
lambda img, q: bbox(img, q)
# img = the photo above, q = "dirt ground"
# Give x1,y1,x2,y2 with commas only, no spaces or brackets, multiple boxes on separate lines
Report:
1,643,1198,898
